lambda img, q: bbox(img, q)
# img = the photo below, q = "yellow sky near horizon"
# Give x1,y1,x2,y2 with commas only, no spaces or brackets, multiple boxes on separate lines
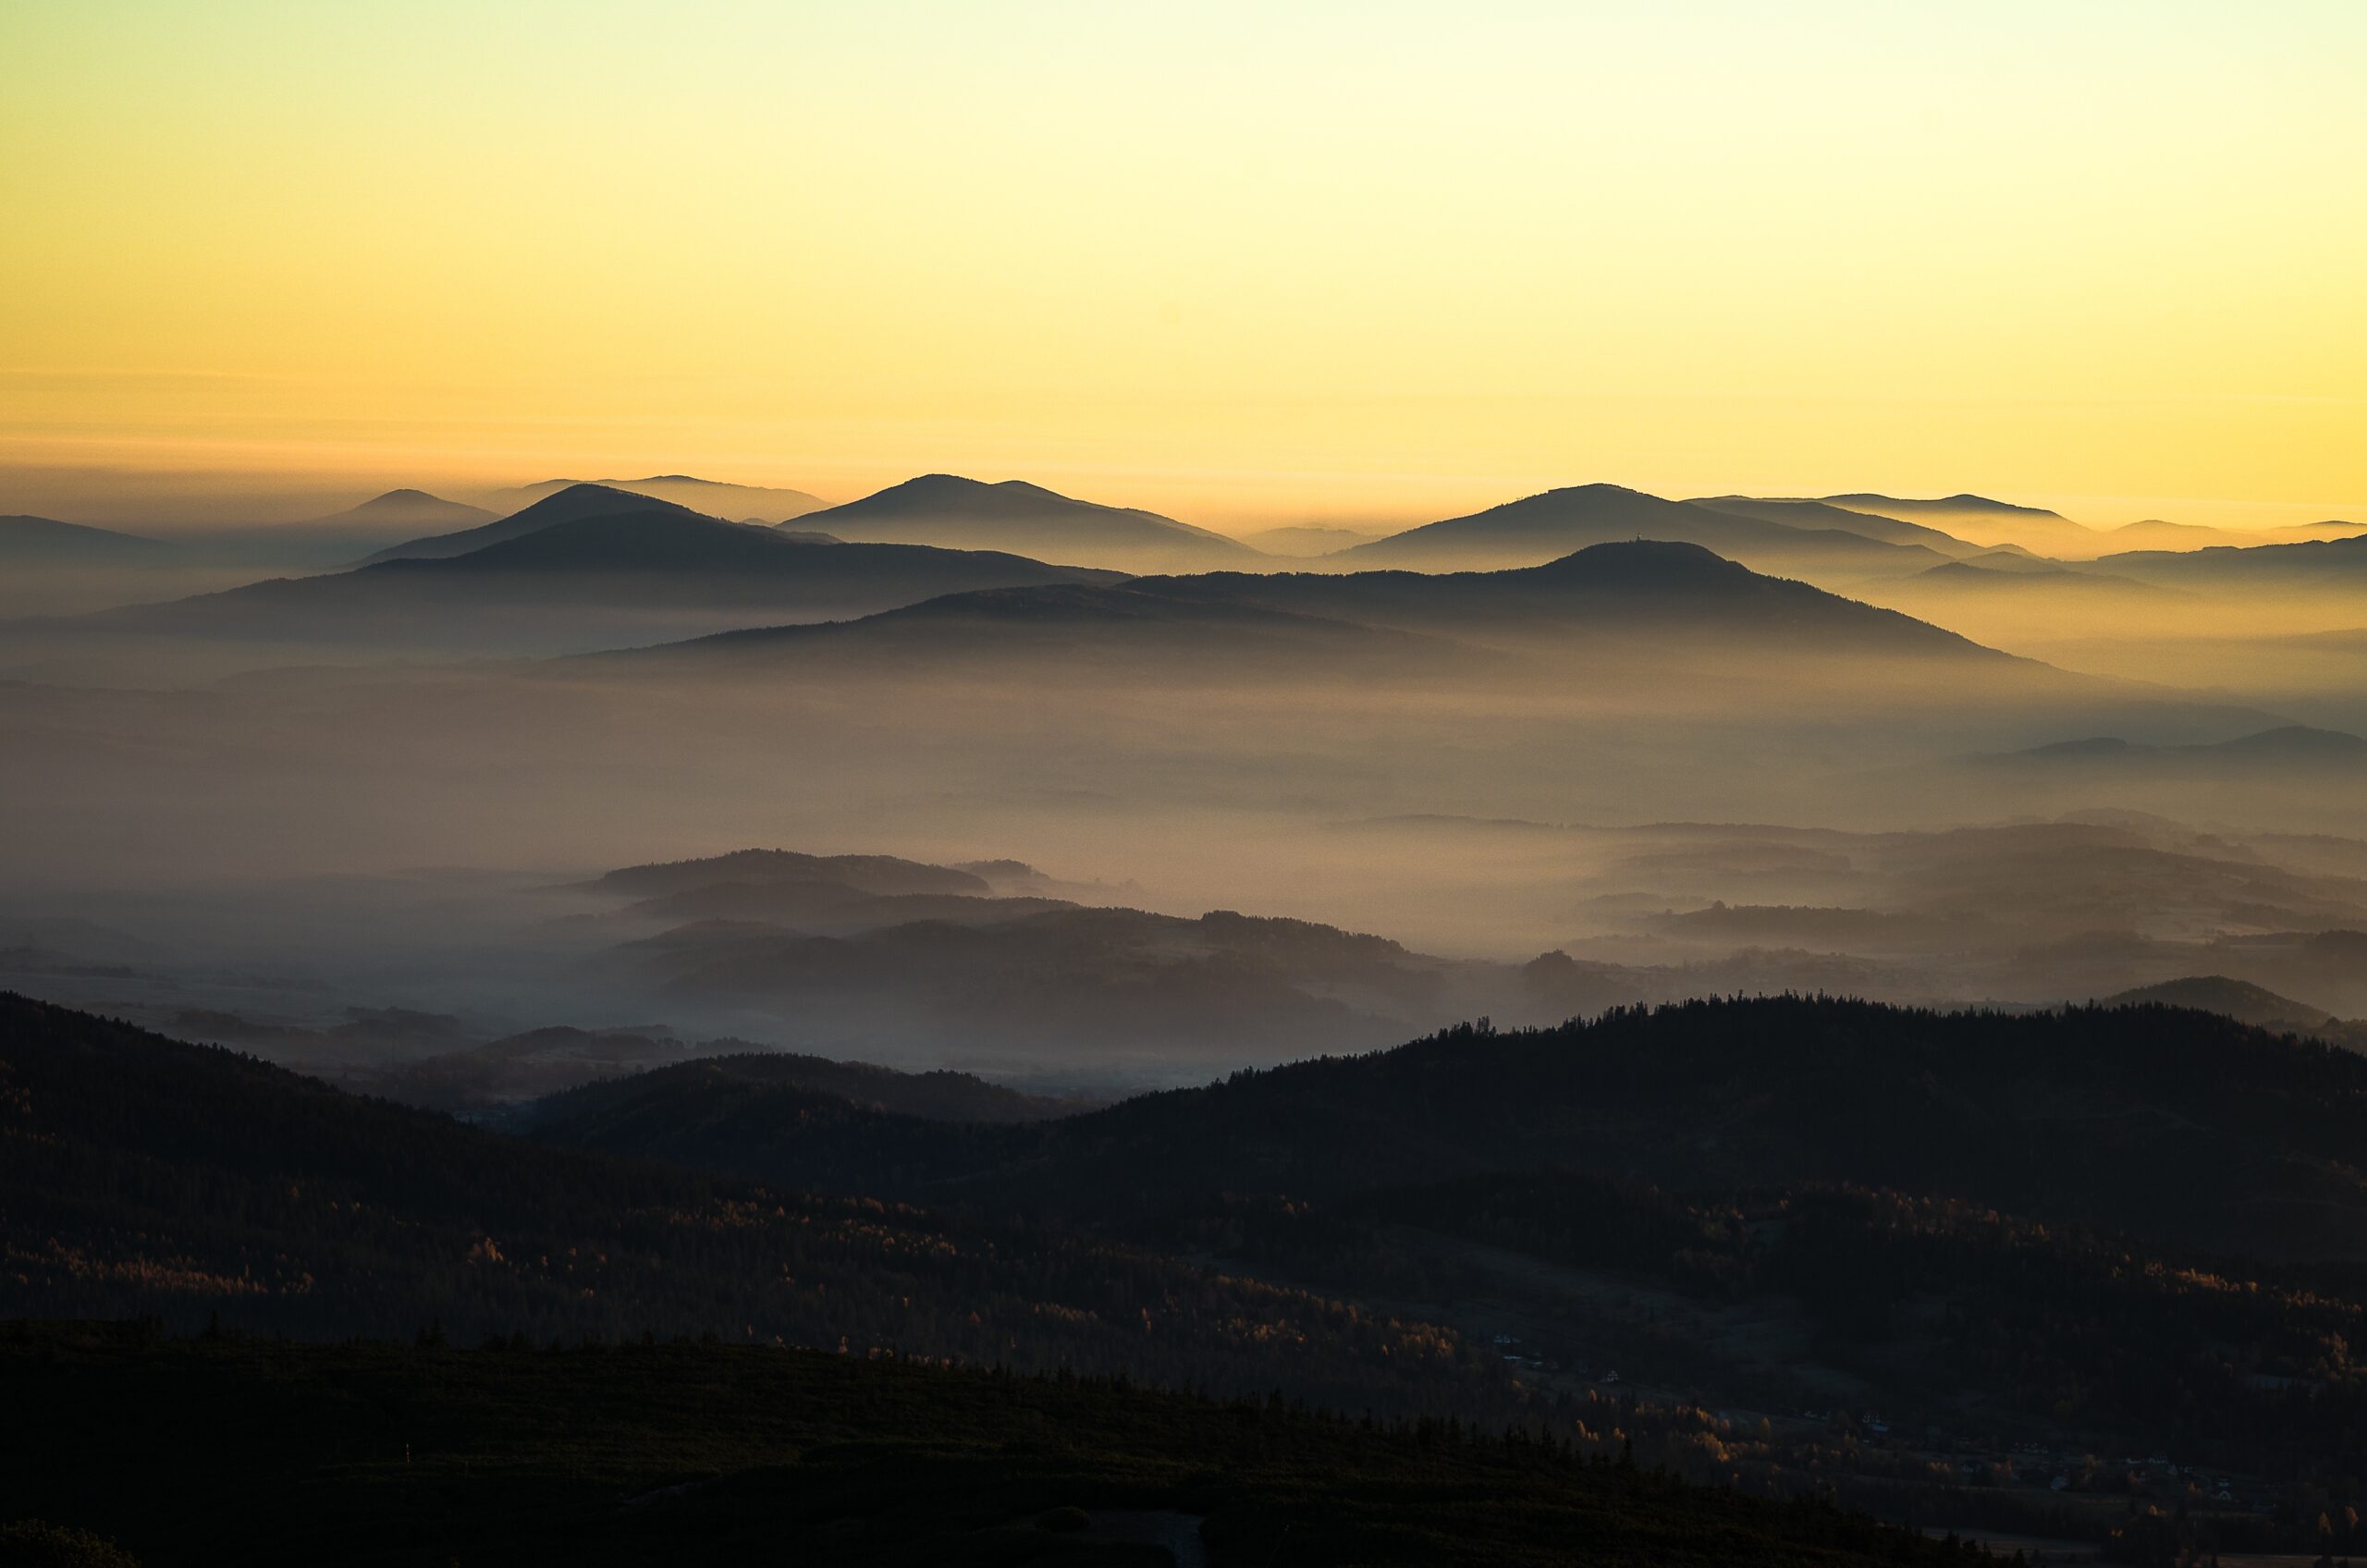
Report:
3,1,2363,532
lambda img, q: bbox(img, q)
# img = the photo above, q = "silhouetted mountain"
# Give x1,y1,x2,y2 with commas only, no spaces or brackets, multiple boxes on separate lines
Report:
1978,724,2367,775
1336,484,1944,576
616,579,1478,680
0,514,174,564
535,1049,1080,1128
1240,522,1393,556
795,474,1265,572
2096,975,2340,1032
360,482,714,564
77,506,1125,655
1918,551,2072,578
1686,496,1983,556
599,903,1502,1068
483,473,826,522
594,849,995,899
300,488,495,536
1826,492,2065,521
0,992,1523,1416
1820,494,2099,553
2092,532,2367,592
539,996,2367,1261
1135,540,2010,658
2280,519,2367,538
617,541,2009,681
2101,518,2266,551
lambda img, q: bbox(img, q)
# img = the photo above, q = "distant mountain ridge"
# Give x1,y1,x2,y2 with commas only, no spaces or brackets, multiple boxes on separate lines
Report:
1335,483,1948,576
794,473,1265,572
481,473,826,522
360,482,715,564
300,488,495,537
0,514,176,563
1981,724,2367,773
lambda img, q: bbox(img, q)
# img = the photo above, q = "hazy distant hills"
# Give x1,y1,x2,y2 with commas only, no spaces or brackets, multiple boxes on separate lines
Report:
1685,495,1989,557
2096,974,2343,1033
1130,540,2003,655
626,540,2009,680
478,473,826,523
0,514,175,564
360,481,713,563
2093,531,2367,592
1239,522,1390,556
301,487,496,538
1979,724,2367,776
1818,492,2100,554
794,473,1267,573
74,486,1125,655
1332,483,1949,577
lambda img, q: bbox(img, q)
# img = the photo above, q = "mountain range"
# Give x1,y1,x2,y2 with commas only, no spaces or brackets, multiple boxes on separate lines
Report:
476,473,826,523
1331,484,1952,577
63,484,1124,655
791,473,1267,573
619,540,2011,682
0,513,175,565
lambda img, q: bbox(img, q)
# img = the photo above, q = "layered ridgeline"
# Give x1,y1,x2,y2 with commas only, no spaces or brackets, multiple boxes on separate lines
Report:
526,996,2367,1525
0,992,1515,1420
61,483,1125,655
0,514,176,566
475,472,827,524
12,990,2367,1553
792,473,1267,573
552,846,1513,1075
529,995,2367,1260
615,539,2020,680
1331,484,1959,577
2093,529,2367,594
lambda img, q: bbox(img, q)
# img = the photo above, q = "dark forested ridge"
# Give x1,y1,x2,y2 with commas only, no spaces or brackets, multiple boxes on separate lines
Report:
16,990,2367,1559
533,995,2367,1260
0,1324,1993,1568
0,993,1516,1417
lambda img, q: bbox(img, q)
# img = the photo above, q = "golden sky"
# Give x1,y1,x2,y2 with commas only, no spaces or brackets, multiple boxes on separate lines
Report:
4,1,2363,529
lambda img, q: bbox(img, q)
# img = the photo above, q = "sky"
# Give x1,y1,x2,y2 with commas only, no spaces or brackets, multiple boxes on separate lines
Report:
3,0,2364,531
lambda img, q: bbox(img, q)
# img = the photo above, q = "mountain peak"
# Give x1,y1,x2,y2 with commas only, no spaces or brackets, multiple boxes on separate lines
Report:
1520,537,1749,583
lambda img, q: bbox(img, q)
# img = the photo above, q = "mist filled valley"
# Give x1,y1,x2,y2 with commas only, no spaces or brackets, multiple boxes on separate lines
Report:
10,4,2367,1551
13,456,2367,1564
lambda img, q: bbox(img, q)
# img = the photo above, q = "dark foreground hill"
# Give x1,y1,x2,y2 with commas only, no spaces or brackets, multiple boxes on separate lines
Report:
0,1326,1975,1568
534,995,2367,1261
0,993,1513,1415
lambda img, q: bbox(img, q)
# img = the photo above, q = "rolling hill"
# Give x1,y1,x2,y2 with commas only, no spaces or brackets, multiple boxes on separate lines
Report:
615,541,2013,682
1818,493,2100,554
1334,484,1945,577
73,506,1127,655
359,481,713,563
299,488,495,539
532,995,2367,1261
1976,724,2367,776
481,472,827,522
1684,496,1985,556
2092,532,2367,591
0,514,175,564
793,474,1267,572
